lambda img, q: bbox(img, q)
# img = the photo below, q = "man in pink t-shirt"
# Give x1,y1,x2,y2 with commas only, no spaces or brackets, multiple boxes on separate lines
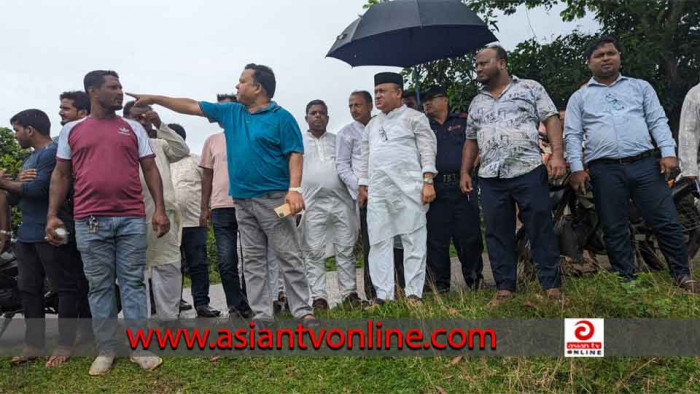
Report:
45,70,169,376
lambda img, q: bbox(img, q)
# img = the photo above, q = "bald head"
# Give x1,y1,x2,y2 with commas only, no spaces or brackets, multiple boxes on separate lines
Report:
475,45,508,86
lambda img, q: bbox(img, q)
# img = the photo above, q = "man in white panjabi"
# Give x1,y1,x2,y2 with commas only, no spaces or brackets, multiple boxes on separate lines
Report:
299,99,361,310
358,72,438,304
125,102,189,320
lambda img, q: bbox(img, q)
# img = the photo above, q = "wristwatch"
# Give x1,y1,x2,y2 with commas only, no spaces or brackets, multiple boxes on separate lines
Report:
423,177,434,185
289,187,304,194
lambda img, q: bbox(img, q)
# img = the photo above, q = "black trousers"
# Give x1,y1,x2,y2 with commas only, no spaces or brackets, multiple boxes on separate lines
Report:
360,206,404,300
16,241,91,348
479,166,561,291
426,181,484,292
589,156,690,280
181,227,211,307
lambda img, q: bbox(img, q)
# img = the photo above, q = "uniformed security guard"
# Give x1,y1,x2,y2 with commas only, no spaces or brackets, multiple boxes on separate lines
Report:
423,86,484,292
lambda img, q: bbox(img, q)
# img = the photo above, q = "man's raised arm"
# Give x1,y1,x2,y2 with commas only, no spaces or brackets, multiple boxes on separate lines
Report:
127,94,204,117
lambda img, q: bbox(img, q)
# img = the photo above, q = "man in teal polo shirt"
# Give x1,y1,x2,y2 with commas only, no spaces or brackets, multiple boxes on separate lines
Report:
128,64,317,325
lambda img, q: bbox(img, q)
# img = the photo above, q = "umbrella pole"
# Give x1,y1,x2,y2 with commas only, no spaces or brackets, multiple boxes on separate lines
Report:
413,67,421,107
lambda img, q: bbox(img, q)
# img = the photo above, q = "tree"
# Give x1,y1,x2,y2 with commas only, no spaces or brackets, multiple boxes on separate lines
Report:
507,31,593,109
370,0,700,134
0,126,30,232
0,127,28,175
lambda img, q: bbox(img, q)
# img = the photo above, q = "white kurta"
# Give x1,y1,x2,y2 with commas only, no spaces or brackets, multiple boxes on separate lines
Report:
358,105,437,246
300,131,359,251
139,123,190,268
358,105,437,300
299,131,359,300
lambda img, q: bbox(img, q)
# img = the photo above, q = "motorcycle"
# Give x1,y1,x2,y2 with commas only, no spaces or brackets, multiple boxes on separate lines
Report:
0,239,61,339
516,170,700,279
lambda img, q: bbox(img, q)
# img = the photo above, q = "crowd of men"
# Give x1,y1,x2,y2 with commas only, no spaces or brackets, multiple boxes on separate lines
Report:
2,34,700,375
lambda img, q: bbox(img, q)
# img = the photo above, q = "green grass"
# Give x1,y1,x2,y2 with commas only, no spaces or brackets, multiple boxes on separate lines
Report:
197,230,459,284
4,355,699,393
3,271,700,393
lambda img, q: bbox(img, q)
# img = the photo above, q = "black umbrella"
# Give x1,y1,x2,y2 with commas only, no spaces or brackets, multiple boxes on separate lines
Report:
326,0,497,68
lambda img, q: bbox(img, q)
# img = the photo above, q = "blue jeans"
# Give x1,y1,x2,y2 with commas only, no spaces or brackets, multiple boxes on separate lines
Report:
75,216,147,353
181,227,210,307
211,208,249,311
589,156,690,280
479,166,561,291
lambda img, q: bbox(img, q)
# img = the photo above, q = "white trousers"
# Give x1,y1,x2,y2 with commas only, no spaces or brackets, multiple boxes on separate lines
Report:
304,244,356,300
369,225,427,301
146,261,182,320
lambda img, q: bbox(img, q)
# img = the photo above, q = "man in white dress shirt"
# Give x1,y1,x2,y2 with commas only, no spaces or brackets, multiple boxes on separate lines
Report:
336,91,405,302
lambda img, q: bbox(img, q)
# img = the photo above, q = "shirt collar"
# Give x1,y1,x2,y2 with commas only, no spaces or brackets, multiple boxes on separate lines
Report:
479,75,520,96
383,104,407,119
428,111,457,127
306,130,328,139
586,74,628,87
352,120,365,130
250,101,279,115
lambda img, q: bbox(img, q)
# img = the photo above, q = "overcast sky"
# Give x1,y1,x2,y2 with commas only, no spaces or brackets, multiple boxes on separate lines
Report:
0,0,597,154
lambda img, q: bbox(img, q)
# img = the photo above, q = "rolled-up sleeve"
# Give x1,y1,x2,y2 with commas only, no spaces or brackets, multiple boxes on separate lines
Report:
413,114,438,175
679,90,700,177
564,91,586,172
642,81,676,158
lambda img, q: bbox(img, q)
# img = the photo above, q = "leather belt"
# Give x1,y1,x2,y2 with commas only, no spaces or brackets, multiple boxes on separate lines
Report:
589,150,657,166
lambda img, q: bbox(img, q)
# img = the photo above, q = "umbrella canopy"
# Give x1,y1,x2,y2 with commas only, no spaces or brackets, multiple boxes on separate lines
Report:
326,0,497,68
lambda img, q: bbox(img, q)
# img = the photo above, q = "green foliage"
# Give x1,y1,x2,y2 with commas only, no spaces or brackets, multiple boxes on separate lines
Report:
0,127,28,176
378,0,700,134
508,31,593,108
0,127,30,232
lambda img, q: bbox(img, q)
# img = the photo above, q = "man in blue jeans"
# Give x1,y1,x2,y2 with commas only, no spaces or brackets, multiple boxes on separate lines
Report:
129,63,317,326
565,36,699,293
46,70,170,375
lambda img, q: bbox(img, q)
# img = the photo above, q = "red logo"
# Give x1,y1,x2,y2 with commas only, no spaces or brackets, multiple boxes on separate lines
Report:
565,318,604,357
574,320,595,341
